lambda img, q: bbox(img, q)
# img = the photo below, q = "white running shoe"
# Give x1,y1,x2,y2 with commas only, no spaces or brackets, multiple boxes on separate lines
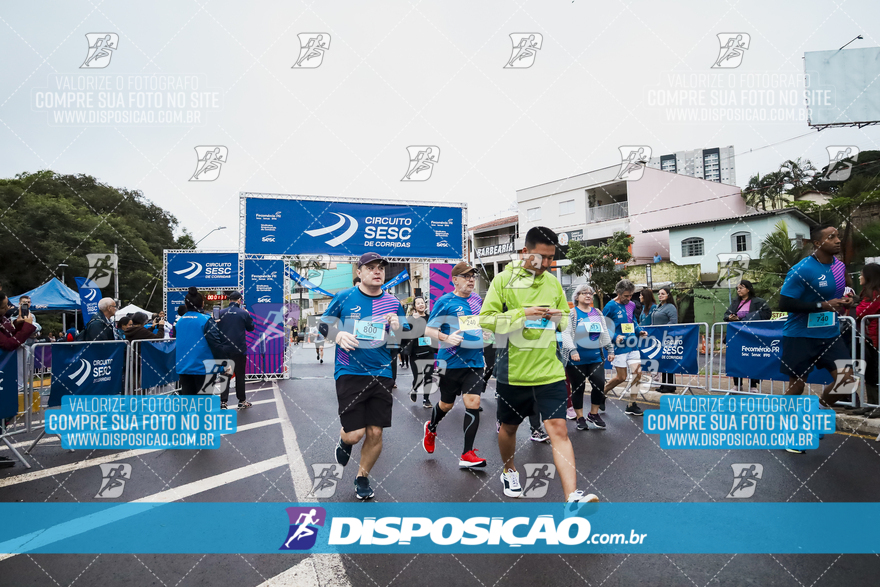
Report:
501,469,523,498
566,406,577,420
565,490,599,518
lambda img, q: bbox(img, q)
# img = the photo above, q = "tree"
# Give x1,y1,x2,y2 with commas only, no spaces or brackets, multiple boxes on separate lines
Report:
563,231,634,307
753,220,806,307
0,170,192,312
779,157,818,198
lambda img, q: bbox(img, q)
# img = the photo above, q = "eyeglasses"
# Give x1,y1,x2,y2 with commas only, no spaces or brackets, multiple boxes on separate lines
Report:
457,274,477,281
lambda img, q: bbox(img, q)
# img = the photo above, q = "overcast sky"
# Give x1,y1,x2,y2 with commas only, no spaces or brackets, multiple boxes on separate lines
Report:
2,0,879,250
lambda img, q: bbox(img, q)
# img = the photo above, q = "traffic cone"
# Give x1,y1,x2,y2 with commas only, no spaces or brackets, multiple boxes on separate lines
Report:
699,334,707,355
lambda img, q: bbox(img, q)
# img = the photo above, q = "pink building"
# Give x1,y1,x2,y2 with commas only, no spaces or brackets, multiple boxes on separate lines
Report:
516,164,745,263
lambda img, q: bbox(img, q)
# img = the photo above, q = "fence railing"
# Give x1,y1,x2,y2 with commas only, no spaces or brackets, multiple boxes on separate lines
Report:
589,202,628,223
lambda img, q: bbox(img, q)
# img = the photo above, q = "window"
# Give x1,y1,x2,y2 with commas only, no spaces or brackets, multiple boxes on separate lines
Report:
527,207,541,222
731,231,751,252
681,237,704,257
559,199,575,216
793,233,805,249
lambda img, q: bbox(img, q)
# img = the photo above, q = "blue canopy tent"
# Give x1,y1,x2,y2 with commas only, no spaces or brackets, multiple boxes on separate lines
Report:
9,278,81,311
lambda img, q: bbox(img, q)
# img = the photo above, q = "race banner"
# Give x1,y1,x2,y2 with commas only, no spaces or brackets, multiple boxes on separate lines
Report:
429,263,454,310
140,341,178,388
166,252,239,289
0,350,18,420
245,197,464,259
725,321,833,384
287,267,334,298
166,290,187,323
74,277,102,321
246,303,285,376
382,269,409,291
640,324,701,375
49,342,127,407
244,259,284,305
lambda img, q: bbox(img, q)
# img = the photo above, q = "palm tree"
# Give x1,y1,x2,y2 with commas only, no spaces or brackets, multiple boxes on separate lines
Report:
779,158,818,198
754,220,806,306
745,173,768,211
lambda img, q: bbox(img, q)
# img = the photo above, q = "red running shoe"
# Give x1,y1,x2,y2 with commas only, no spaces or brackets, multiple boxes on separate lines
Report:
459,449,487,468
423,421,436,454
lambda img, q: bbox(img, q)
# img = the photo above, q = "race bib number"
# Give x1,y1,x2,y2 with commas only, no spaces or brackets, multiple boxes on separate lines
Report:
354,320,385,341
458,315,481,332
587,322,603,333
418,337,431,346
621,323,635,334
808,311,836,328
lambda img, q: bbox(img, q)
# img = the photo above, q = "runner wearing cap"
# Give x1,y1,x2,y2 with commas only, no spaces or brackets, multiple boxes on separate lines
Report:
320,252,410,500
422,262,488,468
480,226,599,509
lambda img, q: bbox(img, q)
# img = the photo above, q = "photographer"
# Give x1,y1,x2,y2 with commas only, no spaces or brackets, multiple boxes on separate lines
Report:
0,292,36,351
124,312,165,341
11,296,41,392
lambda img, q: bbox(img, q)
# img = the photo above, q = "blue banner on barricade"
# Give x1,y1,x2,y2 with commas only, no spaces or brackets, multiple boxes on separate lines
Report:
639,324,700,374
34,345,51,371
0,350,18,420
725,321,833,384
74,277,102,321
49,342,127,407
140,341,178,388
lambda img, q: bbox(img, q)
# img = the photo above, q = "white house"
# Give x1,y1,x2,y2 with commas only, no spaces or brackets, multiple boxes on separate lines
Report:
641,208,817,274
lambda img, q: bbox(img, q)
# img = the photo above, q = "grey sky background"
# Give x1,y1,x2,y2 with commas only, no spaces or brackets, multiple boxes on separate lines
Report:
2,1,879,251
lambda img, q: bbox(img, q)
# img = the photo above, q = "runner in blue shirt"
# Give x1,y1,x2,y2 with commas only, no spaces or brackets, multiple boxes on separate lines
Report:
319,253,409,499
422,262,488,468
778,225,856,453
602,279,648,416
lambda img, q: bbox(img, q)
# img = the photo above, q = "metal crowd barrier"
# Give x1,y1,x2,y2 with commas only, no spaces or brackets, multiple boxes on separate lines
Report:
708,316,858,406
605,322,710,400
128,338,180,396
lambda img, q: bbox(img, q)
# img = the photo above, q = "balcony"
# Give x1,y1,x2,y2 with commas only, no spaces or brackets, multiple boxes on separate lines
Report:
588,201,628,223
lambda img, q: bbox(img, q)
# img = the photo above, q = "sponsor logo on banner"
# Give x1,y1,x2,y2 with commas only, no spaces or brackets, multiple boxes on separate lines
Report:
293,33,331,68
712,33,750,69
189,146,228,181
96,463,132,498
280,507,326,550
727,464,763,498
68,359,92,387
262,235,275,242
504,33,543,68
305,212,359,247
402,146,440,181
80,33,119,69
173,261,203,280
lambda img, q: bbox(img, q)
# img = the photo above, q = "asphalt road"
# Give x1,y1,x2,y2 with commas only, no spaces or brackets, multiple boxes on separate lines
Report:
1,343,879,586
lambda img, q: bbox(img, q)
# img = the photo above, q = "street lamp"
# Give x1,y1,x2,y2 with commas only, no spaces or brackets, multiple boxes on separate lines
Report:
194,226,226,248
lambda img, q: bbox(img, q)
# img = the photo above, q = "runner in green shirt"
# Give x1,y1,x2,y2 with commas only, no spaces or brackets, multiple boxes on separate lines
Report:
480,226,599,511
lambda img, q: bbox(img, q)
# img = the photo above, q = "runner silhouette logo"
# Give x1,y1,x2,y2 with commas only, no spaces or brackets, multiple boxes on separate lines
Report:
727,463,763,498
280,507,326,550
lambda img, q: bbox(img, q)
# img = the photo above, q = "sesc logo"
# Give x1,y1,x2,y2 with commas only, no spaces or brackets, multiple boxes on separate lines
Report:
280,507,326,550
173,261,203,280
262,235,276,243
257,296,273,303
68,359,92,387
305,212,359,247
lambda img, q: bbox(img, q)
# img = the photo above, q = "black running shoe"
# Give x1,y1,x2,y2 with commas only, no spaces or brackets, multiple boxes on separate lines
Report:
625,403,643,416
423,399,433,409
587,413,606,429
355,476,374,500
576,417,589,431
335,438,352,466
410,392,417,403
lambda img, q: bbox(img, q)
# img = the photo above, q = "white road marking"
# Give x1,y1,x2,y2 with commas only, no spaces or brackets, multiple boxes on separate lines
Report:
0,418,281,488
0,455,287,561
270,381,351,587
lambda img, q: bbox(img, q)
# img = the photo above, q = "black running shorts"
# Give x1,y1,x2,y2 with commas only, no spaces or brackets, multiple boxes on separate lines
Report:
335,375,393,432
496,380,567,425
438,367,485,404
780,336,850,380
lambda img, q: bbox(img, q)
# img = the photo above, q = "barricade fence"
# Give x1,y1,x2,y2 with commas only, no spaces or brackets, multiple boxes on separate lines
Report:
709,316,860,406
129,339,181,396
